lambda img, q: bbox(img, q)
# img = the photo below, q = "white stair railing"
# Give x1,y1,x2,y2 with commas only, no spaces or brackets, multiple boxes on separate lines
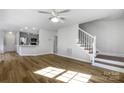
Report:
78,28,96,63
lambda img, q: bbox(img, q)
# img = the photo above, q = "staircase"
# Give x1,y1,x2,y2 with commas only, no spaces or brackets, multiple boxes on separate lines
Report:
78,27,124,73
77,28,96,63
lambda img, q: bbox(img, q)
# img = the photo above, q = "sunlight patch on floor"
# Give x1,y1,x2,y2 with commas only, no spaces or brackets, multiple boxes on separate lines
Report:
34,67,92,83
71,73,91,83
34,67,65,78
56,71,92,83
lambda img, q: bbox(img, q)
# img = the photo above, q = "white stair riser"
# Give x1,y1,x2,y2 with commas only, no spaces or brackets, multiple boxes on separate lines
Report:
95,58,124,66
93,63,124,73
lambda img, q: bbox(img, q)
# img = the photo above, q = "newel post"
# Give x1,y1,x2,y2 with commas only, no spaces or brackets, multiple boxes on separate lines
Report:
92,36,96,64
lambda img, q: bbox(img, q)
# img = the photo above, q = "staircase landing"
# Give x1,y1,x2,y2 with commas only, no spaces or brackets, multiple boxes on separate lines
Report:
94,54,124,73
96,54,124,62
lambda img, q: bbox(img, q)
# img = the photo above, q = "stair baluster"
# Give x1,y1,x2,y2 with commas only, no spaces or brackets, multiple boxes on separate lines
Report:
78,28,96,63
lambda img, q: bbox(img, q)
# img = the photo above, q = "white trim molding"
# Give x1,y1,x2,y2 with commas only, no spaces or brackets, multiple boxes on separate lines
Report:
18,52,53,56
95,58,124,66
55,53,90,63
93,63,124,73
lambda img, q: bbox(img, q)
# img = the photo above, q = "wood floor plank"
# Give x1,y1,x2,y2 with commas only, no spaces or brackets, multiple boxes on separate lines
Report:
0,52,123,83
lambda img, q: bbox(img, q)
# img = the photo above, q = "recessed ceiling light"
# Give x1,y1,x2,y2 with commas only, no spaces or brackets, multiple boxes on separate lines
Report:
25,26,28,30
32,27,36,30
9,32,12,34
20,28,23,31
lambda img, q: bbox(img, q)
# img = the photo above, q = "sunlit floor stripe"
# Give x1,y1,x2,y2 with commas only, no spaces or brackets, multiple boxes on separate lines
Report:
34,66,92,83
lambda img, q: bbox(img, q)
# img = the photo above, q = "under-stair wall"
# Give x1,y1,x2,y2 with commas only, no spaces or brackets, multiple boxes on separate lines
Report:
57,24,91,62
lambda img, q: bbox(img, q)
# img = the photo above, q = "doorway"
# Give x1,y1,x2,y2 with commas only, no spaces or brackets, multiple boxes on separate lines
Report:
53,36,58,54
4,31,16,53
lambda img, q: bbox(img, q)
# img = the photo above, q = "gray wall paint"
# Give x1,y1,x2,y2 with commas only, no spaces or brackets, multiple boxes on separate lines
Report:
80,18,124,57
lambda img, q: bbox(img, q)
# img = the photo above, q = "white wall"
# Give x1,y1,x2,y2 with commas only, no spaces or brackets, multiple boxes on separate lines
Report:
0,31,4,53
57,24,90,62
80,18,124,57
18,29,56,56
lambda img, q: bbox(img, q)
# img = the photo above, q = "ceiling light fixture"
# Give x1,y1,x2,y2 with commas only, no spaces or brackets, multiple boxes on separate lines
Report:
32,27,36,30
50,17,59,23
24,26,28,30
9,32,12,34
20,28,23,31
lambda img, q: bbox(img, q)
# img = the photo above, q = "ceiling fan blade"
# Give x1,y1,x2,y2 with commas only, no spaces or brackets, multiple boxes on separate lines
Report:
59,17,65,20
59,19,64,23
38,11,51,14
58,9,70,14
51,10,57,16
58,17,65,23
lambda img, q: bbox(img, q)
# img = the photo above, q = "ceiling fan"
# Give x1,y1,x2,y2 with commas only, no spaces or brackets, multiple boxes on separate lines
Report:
38,9,70,23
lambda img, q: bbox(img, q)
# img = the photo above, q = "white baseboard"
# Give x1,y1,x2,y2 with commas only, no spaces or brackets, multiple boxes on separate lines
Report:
93,63,124,73
18,52,53,56
55,53,90,63
18,52,90,63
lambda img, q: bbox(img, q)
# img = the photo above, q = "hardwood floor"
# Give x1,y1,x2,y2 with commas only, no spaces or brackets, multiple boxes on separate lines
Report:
0,52,124,83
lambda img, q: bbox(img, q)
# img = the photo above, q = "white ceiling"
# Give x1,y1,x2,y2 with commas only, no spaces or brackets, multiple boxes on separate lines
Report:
0,9,123,31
